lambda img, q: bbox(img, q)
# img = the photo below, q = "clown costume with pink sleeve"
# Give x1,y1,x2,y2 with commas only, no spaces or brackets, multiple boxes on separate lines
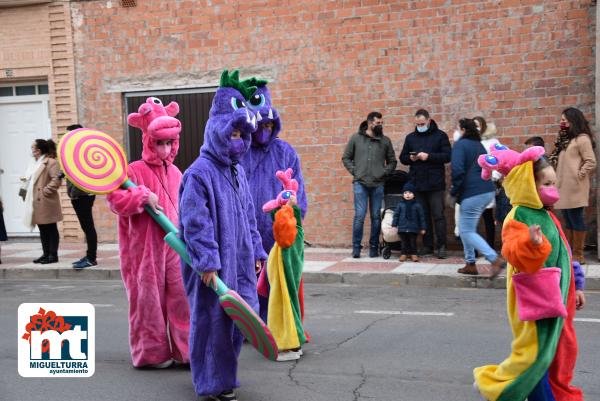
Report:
106,97,190,368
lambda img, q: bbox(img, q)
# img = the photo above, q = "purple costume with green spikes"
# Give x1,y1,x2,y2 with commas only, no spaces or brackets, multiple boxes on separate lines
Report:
240,82,307,257
179,70,267,397
239,80,307,321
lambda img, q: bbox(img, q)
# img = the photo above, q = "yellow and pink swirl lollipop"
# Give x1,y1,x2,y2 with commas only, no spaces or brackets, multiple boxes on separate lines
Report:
58,128,128,194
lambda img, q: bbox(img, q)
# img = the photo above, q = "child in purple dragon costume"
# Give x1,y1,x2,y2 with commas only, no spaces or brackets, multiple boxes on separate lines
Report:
179,70,268,401
239,77,307,322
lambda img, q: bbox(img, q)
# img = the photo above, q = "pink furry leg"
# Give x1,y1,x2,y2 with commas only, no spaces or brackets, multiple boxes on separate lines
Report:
165,250,190,363
123,258,172,367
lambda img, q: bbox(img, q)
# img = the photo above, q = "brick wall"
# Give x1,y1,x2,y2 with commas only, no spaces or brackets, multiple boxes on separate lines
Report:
0,4,50,75
0,3,82,242
71,0,596,246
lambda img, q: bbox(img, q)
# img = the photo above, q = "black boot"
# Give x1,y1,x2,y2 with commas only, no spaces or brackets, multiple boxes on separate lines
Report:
436,245,447,259
41,254,58,264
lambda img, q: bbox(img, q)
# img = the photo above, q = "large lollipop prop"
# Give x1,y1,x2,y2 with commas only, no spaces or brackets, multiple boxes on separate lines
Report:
58,128,278,361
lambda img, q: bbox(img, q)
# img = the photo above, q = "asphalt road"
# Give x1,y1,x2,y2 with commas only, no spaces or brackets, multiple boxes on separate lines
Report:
1,280,598,401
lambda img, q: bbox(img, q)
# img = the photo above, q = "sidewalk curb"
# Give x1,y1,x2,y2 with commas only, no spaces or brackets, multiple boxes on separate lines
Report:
3,267,598,290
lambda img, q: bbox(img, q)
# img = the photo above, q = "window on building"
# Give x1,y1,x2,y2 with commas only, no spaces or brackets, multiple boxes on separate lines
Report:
124,89,216,172
0,87,13,97
15,85,36,96
38,85,49,94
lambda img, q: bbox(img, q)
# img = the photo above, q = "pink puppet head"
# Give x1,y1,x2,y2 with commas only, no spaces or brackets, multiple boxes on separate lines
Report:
478,143,546,180
127,97,182,165
262,168,299,213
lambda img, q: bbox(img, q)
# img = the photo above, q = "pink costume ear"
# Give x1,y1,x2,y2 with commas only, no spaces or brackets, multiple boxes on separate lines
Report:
164,101,180,117
127,103,152,129
284,168,293,180
275,170,288,187
262,199,280,213
478,154,493,180
283,168,300,192
276,168,299,191
518,146,546,164
127,113,144,129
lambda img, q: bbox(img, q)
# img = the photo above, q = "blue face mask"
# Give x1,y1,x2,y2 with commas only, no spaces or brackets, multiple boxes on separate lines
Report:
228,138,246,161
416,125,428,133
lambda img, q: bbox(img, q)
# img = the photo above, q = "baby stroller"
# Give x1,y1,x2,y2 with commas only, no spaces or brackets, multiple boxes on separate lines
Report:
380,170,408,259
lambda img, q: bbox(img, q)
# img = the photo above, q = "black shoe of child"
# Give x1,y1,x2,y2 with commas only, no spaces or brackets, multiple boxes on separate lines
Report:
208,390,237,401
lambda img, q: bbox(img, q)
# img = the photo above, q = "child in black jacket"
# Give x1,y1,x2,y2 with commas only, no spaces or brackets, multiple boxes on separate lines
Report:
391,182,427,262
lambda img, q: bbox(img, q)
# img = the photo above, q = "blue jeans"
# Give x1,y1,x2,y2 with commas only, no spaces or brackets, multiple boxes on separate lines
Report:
562,207,585,231
352,182,384,250
459,191,498,264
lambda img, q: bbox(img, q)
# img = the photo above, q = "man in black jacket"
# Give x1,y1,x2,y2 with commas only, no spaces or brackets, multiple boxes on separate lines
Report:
399,109,451,259
342,112,397,258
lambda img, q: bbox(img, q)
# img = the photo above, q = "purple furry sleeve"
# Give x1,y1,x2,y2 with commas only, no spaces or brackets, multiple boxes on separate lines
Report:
573,261,585,291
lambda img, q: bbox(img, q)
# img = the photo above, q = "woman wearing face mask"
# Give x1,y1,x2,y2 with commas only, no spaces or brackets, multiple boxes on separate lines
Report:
107,98,190,369
450,119,505,276
474,148,585,401
548,107,596,264
25,139,63,264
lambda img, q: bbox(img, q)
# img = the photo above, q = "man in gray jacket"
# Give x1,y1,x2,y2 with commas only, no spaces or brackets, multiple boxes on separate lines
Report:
342,112,397,258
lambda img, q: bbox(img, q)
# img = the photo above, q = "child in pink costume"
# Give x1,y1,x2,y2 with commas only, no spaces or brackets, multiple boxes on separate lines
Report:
107,97,190,368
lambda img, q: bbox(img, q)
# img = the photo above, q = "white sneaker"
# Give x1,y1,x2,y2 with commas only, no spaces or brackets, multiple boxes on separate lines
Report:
148,359,173,369
276,351,301,362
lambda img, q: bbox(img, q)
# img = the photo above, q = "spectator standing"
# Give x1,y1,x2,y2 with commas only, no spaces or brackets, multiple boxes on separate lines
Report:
549,107,597,264
474,116,499,249
0,195,6,263
450,119,505,275
25,139,63,264
64,124,99,269
391,182,426,262
399,109,451,259
342,112,397,258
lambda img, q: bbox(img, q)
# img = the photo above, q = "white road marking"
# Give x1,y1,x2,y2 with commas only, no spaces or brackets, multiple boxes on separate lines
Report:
354,310,454,317
574,318,600,323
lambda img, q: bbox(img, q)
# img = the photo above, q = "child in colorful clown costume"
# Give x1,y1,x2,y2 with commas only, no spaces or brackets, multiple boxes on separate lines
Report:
474,144,586,401
262,168,308,362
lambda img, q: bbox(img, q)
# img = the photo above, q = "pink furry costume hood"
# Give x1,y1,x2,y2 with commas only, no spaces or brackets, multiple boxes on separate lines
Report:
127,97,181,166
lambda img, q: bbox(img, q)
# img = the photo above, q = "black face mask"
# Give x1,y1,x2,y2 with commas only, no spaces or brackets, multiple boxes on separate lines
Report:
372,125,383,136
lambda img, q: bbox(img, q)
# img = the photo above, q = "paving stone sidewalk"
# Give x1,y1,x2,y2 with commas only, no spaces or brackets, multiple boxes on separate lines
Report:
1,241,599,289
